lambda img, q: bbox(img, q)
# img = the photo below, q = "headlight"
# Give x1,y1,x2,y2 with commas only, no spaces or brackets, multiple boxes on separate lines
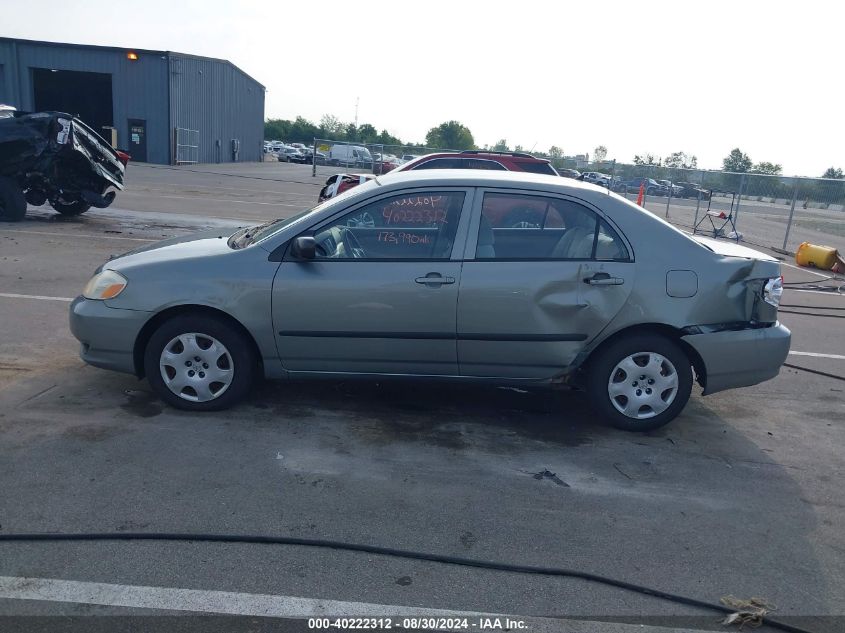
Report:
83,270,127,300
763,276,783,307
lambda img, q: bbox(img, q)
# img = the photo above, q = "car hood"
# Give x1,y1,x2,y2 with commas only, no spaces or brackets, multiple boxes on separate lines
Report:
102,228,240,272
691,235,778,262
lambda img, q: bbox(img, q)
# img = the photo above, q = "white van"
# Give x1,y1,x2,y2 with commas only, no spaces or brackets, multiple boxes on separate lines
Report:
328,145,373,167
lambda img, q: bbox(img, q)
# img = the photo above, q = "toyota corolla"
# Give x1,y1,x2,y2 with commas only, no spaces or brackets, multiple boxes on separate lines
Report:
70,171,790,431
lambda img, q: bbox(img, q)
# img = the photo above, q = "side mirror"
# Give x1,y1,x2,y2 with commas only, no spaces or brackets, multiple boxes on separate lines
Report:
291,236,316,260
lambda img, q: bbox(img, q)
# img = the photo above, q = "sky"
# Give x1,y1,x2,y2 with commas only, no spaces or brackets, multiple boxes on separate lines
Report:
4,0,843,176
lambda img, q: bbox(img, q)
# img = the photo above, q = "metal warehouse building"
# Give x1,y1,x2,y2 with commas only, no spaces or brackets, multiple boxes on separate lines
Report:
0,37,265,164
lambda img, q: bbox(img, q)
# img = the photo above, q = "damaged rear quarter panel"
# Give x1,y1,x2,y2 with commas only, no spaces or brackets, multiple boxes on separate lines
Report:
578,195,783,355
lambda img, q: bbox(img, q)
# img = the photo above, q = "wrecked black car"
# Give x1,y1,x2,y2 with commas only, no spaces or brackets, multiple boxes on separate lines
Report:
0,108,127,221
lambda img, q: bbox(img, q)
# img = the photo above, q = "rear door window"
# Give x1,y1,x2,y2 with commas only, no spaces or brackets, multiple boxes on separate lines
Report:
475,192,629,261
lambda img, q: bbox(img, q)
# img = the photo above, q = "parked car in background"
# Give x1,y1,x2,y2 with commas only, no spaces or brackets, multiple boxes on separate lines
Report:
615,177,667,196
318,173,376,202
558,168,581,179
70,170,791,432
279,146,308,163
404,151,559,175
657,179,683,197
374,154,402,173
300,148,327,165
581,172,612,186
401,154,422,162
328,145,373,168
318,151,559,202
676,182,711,200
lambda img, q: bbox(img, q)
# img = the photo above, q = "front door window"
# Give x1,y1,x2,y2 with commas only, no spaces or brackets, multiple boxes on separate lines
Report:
313,191,466,260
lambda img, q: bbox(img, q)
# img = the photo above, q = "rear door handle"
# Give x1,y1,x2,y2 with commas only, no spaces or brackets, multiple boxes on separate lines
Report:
415,273,455,286
583,272,624,286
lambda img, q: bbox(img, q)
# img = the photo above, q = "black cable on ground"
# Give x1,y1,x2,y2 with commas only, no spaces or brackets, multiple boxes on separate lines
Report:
778,309,845,319
138,163,324,187
783,277,841,286
784,363,845,382
780,304,845,311
0,532,814,633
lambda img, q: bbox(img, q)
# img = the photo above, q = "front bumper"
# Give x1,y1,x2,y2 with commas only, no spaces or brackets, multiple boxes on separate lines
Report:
682,322,791,395
69,296,152,375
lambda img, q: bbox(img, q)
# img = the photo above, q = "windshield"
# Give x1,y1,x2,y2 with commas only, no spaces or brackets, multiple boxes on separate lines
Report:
231,178,381,248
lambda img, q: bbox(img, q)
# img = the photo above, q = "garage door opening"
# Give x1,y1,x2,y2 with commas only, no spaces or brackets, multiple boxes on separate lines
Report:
32,68,113,135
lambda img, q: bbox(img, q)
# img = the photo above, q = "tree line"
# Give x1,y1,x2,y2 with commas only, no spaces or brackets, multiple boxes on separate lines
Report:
265,116,843,190
264,115,476,151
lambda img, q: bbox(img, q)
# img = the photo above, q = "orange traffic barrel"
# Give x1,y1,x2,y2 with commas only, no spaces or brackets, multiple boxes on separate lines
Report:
795,242,838,269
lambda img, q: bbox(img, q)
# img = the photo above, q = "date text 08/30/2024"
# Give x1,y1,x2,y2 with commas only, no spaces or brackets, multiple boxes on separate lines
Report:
308,617,527,630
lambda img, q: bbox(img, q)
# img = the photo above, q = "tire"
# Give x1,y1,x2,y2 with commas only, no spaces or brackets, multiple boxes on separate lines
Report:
585,333,693,432
144,314,258,411
50,198,92,216
0,176,26,222
25,188,47,207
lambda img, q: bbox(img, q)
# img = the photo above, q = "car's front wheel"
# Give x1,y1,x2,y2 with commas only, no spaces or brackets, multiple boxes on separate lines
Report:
144,314,258,411
585,334,692,431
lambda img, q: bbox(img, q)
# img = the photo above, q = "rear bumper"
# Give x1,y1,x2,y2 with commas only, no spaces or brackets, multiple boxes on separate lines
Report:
69,296,151,375
682,323,791,395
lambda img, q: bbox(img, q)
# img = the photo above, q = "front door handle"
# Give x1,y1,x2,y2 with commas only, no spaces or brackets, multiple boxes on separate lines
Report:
583,272,624,286
415,273,455,286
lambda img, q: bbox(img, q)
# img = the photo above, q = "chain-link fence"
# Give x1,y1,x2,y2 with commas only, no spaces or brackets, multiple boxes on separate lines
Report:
267,137,845,255
558,160,845,254
307,139,448,176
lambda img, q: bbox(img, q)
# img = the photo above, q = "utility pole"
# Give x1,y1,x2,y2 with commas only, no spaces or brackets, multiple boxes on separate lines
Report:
354,97,359,128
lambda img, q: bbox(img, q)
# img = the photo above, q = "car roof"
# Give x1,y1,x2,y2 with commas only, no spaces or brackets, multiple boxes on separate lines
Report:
410,151,550,163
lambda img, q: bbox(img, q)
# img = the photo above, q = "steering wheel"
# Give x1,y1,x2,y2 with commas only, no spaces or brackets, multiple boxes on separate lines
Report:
340,227,366,259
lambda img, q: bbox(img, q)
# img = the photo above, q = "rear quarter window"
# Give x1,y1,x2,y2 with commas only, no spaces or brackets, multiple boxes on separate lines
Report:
411,158,463,170
517,162,557,175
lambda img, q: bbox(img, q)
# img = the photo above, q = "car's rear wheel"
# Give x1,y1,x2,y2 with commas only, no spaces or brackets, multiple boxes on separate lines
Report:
144,314,257,411
0,176,27,222
585,334,692,431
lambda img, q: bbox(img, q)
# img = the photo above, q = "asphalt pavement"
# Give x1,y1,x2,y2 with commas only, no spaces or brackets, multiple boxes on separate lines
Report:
0,162,842,633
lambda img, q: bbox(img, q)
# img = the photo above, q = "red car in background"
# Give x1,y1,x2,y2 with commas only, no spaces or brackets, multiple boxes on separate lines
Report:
318,150,558,202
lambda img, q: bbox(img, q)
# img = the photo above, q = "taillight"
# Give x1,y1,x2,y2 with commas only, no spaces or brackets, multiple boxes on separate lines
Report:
763,276,783,308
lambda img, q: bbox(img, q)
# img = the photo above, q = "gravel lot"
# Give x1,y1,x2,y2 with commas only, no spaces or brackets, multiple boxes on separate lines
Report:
0,162,843,633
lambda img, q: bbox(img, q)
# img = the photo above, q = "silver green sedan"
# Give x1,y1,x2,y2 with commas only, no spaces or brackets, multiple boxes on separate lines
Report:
70,171,790,431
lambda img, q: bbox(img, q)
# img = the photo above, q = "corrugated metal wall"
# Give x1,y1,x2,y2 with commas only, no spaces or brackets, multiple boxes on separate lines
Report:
0,39,171,164
169,55,264,164
0,39,265,165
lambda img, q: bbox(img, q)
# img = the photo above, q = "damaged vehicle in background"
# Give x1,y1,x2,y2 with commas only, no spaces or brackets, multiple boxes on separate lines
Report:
0,109,127,221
